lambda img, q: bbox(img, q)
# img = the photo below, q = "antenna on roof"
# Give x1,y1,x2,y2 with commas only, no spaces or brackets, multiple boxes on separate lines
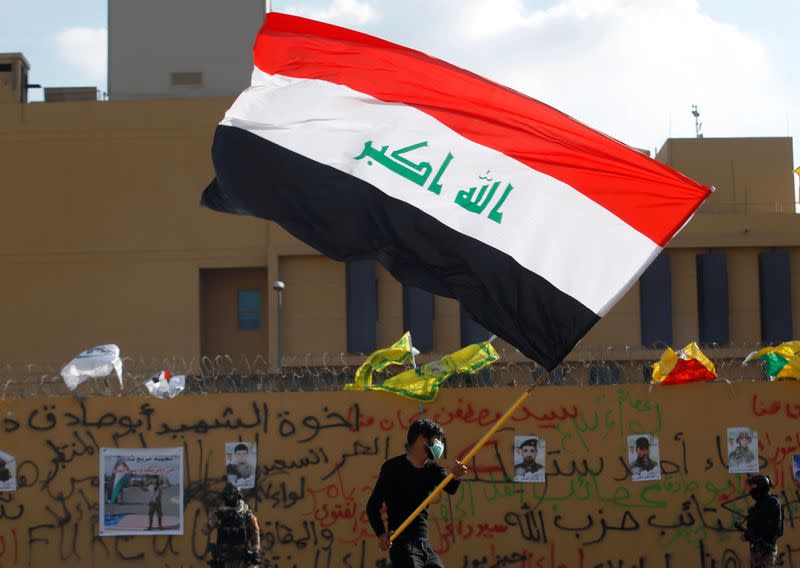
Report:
691,105,703,138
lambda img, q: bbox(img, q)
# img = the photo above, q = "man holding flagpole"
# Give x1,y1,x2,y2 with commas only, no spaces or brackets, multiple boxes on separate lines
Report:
367,418,467,567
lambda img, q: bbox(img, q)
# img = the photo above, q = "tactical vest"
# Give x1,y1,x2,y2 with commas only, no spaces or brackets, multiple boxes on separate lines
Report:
216,508,250,548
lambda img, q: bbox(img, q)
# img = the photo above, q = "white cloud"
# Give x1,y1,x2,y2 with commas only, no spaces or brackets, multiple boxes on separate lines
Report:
313,0,795,164
285,0,377,25
54,27,107,83
450,0,789,150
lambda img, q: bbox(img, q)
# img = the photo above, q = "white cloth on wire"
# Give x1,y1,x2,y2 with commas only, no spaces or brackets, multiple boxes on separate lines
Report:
60,344,123,390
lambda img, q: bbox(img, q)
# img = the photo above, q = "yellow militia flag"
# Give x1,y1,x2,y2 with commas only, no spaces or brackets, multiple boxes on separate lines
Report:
651,342,716,384
795,166,800,176
372,342,499,402
344,332,415,391
744,340,800,380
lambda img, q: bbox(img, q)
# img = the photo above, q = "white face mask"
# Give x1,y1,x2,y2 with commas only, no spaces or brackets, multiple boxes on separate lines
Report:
426,439,445,461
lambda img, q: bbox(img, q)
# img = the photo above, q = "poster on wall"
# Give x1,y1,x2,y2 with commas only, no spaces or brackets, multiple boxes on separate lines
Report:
627,434,661,482
99,447,184,536
0,451,17,492
793,455,800,483
226,441,257,489
727,427,759,474
513,436,545,483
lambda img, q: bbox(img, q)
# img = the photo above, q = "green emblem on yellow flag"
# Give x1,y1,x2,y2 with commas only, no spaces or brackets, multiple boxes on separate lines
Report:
344,332,416,391
744,340,800,380
346,334,500,402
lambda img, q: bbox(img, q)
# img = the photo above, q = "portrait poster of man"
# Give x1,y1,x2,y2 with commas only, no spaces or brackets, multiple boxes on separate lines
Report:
99,447,184,536
627,434,661,482
513,436,545,483
0,450,17,492
727,427,759,474
793,455,800,483
225,441,257,489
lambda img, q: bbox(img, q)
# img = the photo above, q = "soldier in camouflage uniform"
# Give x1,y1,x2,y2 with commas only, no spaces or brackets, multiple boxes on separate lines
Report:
204,483,262,568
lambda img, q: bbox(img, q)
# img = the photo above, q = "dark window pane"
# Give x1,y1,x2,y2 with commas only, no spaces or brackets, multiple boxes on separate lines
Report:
403,286,434,352
696,252,729,345
640,252,673,347
237,289,261,331
759,250,793,344
346,260,377,353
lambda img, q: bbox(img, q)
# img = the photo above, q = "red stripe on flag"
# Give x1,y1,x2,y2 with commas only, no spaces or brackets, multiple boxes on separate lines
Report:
253,13,711,247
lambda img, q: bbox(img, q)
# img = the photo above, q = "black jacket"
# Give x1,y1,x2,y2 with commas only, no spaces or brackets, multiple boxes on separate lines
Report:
744,495,783,549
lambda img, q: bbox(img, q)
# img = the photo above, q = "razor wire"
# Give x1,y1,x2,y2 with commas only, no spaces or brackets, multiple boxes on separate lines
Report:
0,341,773,400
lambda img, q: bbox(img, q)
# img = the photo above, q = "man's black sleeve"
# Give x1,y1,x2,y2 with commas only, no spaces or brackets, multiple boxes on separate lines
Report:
366,462,390,537
438,464,462,495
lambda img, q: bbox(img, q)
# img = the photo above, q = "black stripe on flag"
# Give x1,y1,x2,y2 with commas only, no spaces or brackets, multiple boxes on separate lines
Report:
202,125,599,369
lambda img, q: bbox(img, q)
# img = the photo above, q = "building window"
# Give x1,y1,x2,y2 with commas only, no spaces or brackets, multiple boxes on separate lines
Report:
170,71,203,87
346,260,377,353
759,250,793,344
237,289,262,331
696,251,729,345
639,252,673,348
403,285,434,352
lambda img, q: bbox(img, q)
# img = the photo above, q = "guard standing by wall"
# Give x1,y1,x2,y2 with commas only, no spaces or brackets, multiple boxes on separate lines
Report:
204,482,262,568
736,474,783,568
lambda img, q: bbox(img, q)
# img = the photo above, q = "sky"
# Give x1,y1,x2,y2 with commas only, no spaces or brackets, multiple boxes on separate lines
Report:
2,0,798,205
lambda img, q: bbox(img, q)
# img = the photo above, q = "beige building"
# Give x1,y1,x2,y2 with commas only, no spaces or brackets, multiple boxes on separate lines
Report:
0,56,798,377
108,0,264,100
0,53,30,104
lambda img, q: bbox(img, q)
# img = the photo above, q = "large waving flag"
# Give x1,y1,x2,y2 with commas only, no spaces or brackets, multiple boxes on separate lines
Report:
202,13,712,370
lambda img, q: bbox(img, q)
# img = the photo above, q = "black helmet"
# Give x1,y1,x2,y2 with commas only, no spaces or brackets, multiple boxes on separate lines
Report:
747,474,772,499
747,474,772,490
222,482,242,506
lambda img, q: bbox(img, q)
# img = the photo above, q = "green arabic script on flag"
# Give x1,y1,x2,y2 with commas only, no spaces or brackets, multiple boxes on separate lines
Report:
354,140,514,224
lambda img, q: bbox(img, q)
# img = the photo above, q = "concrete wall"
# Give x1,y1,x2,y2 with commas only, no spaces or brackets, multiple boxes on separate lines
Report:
2,383,800,566
108,0,264,99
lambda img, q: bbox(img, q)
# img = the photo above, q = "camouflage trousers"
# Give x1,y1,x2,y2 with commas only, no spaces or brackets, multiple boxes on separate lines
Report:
750,545,777,568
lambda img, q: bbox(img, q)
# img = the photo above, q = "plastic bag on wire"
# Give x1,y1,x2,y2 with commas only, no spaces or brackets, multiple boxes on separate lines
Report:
60,344,124,390
145,370,186,400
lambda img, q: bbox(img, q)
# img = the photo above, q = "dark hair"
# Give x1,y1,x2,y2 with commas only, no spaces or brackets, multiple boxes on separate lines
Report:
234,443,249,453
519,438,538,449
635,437,650,450
406,418,444,449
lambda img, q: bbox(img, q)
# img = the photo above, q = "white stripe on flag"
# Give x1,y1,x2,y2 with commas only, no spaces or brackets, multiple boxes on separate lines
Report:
221,69,660,315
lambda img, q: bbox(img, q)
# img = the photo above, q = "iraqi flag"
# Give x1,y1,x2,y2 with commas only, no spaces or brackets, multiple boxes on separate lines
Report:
201,13,712,370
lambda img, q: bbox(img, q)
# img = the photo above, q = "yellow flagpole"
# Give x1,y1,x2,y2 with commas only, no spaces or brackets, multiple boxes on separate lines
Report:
389,369,551,542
